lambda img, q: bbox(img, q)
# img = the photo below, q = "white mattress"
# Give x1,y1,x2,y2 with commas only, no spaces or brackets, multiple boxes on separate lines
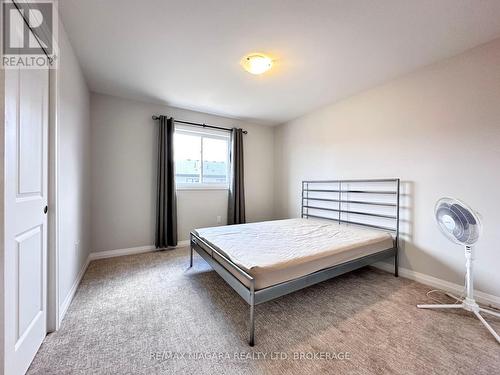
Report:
194,218,394,290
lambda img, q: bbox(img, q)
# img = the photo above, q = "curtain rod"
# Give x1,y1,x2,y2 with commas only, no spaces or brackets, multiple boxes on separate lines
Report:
152,116,248,134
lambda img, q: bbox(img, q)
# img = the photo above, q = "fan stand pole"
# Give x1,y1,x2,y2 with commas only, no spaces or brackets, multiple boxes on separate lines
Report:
417,246,500,344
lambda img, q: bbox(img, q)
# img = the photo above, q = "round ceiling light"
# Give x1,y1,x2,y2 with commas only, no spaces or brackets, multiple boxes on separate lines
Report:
241,54,273,75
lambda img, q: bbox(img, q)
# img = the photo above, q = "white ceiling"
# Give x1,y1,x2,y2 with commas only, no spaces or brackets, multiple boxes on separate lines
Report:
59,0,500,125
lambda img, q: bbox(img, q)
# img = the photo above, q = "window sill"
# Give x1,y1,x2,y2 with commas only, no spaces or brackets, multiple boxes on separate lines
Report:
176,185,229,191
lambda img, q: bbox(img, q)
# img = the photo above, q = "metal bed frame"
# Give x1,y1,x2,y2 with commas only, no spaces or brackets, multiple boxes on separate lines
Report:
189,178,400,346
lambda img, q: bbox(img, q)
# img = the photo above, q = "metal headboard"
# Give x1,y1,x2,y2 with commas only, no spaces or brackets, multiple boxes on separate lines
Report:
301,178,400,245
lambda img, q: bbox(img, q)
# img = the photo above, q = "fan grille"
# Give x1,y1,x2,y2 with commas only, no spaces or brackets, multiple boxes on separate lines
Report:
435,198,481,245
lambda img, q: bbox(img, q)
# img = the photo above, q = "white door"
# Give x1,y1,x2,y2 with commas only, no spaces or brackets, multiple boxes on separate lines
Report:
4,65,49,375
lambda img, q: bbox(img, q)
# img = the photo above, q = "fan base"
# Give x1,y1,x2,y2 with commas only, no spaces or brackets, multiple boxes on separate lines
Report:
417,244,498,343
417,300,500,344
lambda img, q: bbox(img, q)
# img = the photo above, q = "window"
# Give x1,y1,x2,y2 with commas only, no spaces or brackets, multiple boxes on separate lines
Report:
174,125,230,189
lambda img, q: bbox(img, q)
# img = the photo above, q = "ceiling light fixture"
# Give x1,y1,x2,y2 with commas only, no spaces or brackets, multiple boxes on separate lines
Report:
241,53,273,75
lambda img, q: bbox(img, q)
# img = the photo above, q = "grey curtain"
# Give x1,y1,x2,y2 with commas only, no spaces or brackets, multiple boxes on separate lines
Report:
228,128,246,224
155,116,178,248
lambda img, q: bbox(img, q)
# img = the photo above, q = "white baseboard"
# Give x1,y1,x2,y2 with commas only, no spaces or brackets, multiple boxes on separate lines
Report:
89,245,155,261
88,240,190,261
59,256,91,324
373,261,500,309
58,240,190,324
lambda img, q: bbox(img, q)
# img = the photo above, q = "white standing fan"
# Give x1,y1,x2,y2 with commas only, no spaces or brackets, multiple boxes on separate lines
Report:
417,198,500,344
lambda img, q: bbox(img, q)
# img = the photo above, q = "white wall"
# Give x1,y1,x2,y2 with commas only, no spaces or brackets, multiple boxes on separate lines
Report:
57,23,91,312
274,38,500,297
90,93,274,252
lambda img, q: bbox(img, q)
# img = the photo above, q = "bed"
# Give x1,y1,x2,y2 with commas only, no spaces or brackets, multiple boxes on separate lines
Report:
189,179,400,346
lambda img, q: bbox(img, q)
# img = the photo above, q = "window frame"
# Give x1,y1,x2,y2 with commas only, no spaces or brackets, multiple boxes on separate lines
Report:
174,125,231,190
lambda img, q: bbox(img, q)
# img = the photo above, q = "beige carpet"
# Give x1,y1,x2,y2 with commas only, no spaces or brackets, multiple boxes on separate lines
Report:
28,247,500,374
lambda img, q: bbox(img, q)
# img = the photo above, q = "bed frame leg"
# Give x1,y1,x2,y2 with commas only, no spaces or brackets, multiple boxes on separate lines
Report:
394,249,399,277
249,283,255,346
189,234,194,268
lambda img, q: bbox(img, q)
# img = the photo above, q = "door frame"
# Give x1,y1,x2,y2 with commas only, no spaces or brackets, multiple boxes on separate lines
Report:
47,65,60,332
